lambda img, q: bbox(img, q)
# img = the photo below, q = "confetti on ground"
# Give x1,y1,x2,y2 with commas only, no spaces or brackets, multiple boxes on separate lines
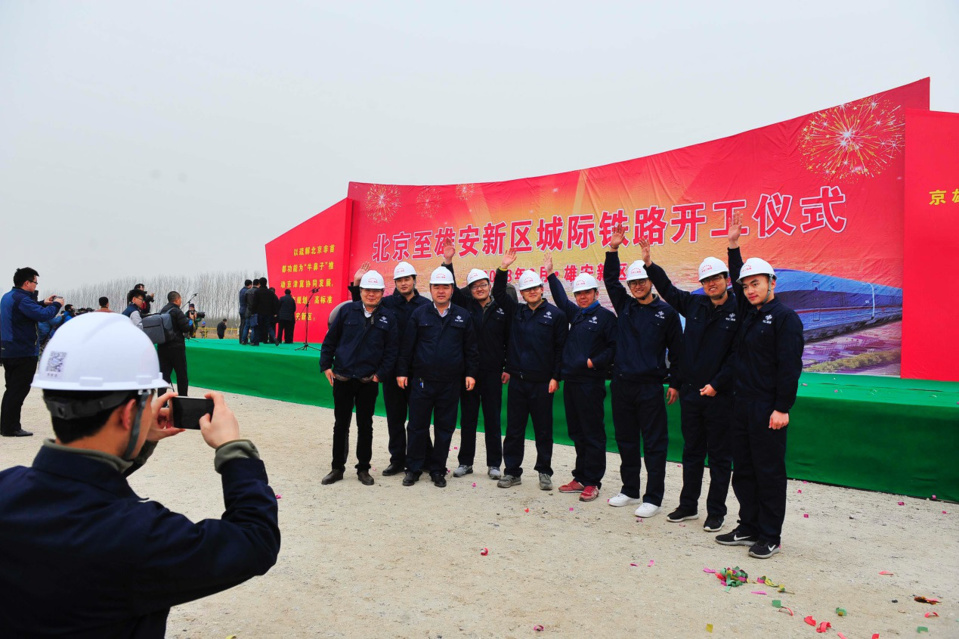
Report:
924,612,939,618
817,621,832,633
275,494,282,499
914,596,939,605
804,615,817,626
943,511,948,514
898,501,904,505
569,507,574,512
679,524,686,527
706,623,713,632
751,591,767,595
704,568,716,573
480,548,488,556
524,508,529,513
630,563,638,567
647,560,654,567
471,483,476,487
798,489,802,494
838,633,848,639
836,607,846,616
932,495,937,500
917,627,928,633
772,600,781,607
879,570,893,575
718,567,748,588
533,624,544,632
803,513,809,518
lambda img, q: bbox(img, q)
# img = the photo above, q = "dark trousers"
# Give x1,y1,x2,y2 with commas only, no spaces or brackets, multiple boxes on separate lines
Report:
730,398,788,544
256,314,275,344
239,313,249,344
157,345,189,396
563,379,607,488
503,377,554,478
458,369,504,468
331,378,378,472
1,357,37,435
382,378,410,467
677,388,733,516
406,378,459,475
610,379,668,505
277,319,295,344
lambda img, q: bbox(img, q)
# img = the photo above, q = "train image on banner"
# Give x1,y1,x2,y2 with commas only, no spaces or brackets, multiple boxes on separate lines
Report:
695,269,903,342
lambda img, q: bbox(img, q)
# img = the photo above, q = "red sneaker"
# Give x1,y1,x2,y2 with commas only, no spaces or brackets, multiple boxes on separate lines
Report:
559,480,585,493
580,486,600,502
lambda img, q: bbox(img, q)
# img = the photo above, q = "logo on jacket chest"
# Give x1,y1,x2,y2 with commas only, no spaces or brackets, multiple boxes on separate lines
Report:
763,314,773,325
725,312,736,322
588,315,598,324
378,316,389,325
655,310,666,320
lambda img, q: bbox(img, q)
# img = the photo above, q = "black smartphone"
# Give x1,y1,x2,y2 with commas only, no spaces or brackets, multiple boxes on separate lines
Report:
171,397,214,430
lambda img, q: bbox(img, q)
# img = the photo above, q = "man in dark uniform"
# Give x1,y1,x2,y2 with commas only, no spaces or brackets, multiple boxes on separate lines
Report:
320,270,398,486
604,226,683,518
716,226,804,559
350,260,431,476
545,255,616,503
276,289,297,344
640,236,739,533
0,313,279,638
239,279,253,344
157,291,193,396
396,267,479,488
493,249,568,491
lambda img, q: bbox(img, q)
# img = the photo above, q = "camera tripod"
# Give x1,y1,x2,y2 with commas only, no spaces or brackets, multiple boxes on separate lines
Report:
294,289,322,352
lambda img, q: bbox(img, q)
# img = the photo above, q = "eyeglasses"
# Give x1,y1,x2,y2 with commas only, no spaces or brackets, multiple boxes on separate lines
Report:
470,282,490,290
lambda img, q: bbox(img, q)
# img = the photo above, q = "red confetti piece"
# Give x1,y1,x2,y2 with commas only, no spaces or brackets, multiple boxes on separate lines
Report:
837,634,847,639
569,507,574,511
817,621,832,633
778,607,794,616
932,494,937,500
879,570,893,575
480,548,488,556
534,625,544,632
647,560,654,567
703,568,716,573
275,494,282,499
804,615,817,626
751,591,767,595
925,612,939,618
798,489,802,494
630,562,638,567
897,501,904,505
942,511,948,514
803,513,809,518
471,483,476,487
524,508,529,513
871,634,879,639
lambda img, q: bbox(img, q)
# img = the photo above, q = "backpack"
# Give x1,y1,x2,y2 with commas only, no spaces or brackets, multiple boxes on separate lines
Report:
141,312,179,345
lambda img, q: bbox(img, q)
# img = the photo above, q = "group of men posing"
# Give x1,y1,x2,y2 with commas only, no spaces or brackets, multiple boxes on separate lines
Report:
319,215,804,559
238,278,298,345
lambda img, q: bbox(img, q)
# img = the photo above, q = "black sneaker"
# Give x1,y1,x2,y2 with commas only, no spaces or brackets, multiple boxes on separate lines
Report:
402,471,420,487
667,507,699,523
431,474,447,488
715,527,758,546
703,515,725,532
748,540,781,559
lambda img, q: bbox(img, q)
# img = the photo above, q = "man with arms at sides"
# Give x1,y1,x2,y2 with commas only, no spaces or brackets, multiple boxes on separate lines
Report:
157,291,192,396
604,226,683,518
319,270,398,486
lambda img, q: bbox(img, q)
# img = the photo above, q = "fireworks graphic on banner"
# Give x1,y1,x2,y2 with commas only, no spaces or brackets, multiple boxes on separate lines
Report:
365,184,401,223
456,183,476,201
416,187,441,218
800,98,905,181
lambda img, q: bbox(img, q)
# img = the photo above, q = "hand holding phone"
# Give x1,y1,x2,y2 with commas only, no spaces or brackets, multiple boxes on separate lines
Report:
171,397,215,430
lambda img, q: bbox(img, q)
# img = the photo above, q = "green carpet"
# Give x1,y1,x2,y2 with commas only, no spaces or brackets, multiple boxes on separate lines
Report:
184,339,959,501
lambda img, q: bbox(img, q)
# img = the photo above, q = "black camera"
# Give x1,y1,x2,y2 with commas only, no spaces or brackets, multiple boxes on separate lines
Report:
196,311,206,320
144,294,155,303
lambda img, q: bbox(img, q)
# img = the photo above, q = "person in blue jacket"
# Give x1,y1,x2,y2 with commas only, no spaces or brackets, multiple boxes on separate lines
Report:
715,216,804,559
319,270,399,487
493,249,568,491
639,235,740,533
0,312,280,638
396,267,479,488
1,266,63,437
604,226,683,518
351,260,432,476
544,254,616,503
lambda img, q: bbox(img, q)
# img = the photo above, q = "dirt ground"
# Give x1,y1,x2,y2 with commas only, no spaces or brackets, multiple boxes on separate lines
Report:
3,386,957,638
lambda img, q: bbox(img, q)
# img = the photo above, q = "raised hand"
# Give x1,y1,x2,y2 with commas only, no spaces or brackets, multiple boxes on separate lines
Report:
728,212,742,248
543,252,553,275
354,261,371,285
442,238,456,264
501,248,518,269
638,237,652,267
608,223,626,250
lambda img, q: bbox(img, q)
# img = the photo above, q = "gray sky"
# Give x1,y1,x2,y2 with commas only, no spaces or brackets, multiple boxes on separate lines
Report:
2,1,957,292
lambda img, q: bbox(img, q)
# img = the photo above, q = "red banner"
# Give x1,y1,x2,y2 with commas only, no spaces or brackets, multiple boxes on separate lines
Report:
347,80,929,375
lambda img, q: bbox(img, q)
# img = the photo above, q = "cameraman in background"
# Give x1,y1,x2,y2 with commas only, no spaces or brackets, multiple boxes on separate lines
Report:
134,283,155,315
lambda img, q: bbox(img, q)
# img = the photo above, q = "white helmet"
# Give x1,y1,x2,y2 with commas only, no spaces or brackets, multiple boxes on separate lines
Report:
359,270,386,290
393,261,416,279
466,268,490,286
698,257,728,281
517,269,543,291
625,260,648,282
429,267,455,285
738,257,776,283
572,273,599,293
33,313,167,392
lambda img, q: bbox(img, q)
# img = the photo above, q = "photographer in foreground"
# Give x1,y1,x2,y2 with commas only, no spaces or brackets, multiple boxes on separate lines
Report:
0,313,280,638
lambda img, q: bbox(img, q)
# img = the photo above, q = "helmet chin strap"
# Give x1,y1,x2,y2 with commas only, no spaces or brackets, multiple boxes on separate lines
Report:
122,391,151,461
759,277,775,306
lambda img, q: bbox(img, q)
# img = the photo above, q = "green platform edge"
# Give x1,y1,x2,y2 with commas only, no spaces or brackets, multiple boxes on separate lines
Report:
184,340,959,502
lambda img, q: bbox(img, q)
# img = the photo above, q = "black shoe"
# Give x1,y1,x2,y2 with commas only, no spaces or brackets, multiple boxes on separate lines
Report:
431,474,447,488
402,471,420,487
666,506,699,522
748,540,781,559
357,471,374,486
703,515,725,532
321,469,344,485
1,429,33,438
382,462,405,476
715,527,758,546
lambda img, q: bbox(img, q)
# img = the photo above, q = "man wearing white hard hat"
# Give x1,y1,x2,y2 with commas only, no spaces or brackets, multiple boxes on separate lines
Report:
0,313,280,637
437,243,508,480
351,260,431,476
492,249,568,491
396,267,479,487
638,234,740,533
544,254,616,503
320,270,399,486
714,218,804,559
604,226,683,518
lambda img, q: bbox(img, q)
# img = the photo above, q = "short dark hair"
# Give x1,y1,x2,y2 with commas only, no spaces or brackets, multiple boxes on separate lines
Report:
167,291,181,303
14,267,39,288
127,289,145,304
245,279,253,286
285,289,291,295
98,297,109,308
259,277,268,287
135,283,145,290
44,389,139,444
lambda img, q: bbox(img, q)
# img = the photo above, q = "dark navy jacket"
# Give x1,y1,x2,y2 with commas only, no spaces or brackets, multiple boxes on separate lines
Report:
546,274,616,383
0,287,62,359
277,294,297,321
397,303,480,381
603,252,683,387
0,445,280,639
443,264,509,375
350,284,431,347
646,262,739,393
320,302,399,381
238,286,250,315
493,269,568,383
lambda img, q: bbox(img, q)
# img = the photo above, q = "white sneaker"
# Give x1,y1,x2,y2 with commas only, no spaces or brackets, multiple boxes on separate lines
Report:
452,465,472,477
608,493,643,507
634,502,662,518
488,467,502,480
